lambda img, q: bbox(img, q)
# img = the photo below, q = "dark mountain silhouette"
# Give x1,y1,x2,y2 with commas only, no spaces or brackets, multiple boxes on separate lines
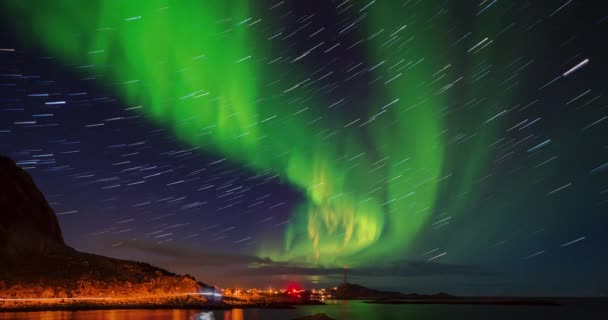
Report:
331,283,454,300
0,155,64,259
331,283,558,306
0,155,206,302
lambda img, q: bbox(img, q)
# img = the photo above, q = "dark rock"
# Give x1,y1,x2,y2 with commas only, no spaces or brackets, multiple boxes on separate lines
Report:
0,155,64,261
333,283,402,299
331,283,454,300
0,155,206,300
292,313,336,320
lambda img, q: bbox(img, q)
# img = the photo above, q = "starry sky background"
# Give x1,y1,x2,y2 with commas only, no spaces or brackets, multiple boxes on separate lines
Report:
1,0,608,296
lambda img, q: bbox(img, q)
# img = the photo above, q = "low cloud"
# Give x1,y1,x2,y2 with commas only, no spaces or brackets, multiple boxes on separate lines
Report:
235,261,495,278
114,239,495,278
117,239,272,266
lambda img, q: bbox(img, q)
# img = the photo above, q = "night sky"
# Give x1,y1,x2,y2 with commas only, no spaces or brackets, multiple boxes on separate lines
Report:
1,0,607,296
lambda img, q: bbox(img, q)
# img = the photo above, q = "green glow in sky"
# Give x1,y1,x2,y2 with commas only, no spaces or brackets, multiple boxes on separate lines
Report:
3,0,509,268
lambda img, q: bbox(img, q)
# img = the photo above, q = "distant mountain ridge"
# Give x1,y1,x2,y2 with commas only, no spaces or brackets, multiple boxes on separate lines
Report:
331,283,454,300
0,155,206,301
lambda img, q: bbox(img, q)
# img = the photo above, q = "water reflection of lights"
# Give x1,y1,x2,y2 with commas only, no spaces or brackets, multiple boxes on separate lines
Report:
223,309,244,320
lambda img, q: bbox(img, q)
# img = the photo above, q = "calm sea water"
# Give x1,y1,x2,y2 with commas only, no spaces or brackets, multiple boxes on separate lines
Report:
1,300,606,320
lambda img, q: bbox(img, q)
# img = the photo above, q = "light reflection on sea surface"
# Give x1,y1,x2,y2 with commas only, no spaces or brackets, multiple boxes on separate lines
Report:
1,299,607,320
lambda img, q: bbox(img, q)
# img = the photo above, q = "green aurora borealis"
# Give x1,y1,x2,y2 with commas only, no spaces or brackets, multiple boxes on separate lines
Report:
0,0,550,269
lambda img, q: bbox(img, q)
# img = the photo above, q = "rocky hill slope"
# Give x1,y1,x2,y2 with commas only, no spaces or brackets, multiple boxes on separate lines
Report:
0,155,205,301
0,155,64,259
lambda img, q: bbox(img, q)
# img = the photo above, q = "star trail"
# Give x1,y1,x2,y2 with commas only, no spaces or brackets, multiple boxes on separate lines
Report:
1,0,607,295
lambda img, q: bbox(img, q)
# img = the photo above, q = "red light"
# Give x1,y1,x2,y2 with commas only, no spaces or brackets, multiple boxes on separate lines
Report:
286,282,302,293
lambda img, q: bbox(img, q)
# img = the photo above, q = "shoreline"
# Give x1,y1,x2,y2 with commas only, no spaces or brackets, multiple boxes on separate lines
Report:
5,296,608,312
0,299,324,313
0,304,291,313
